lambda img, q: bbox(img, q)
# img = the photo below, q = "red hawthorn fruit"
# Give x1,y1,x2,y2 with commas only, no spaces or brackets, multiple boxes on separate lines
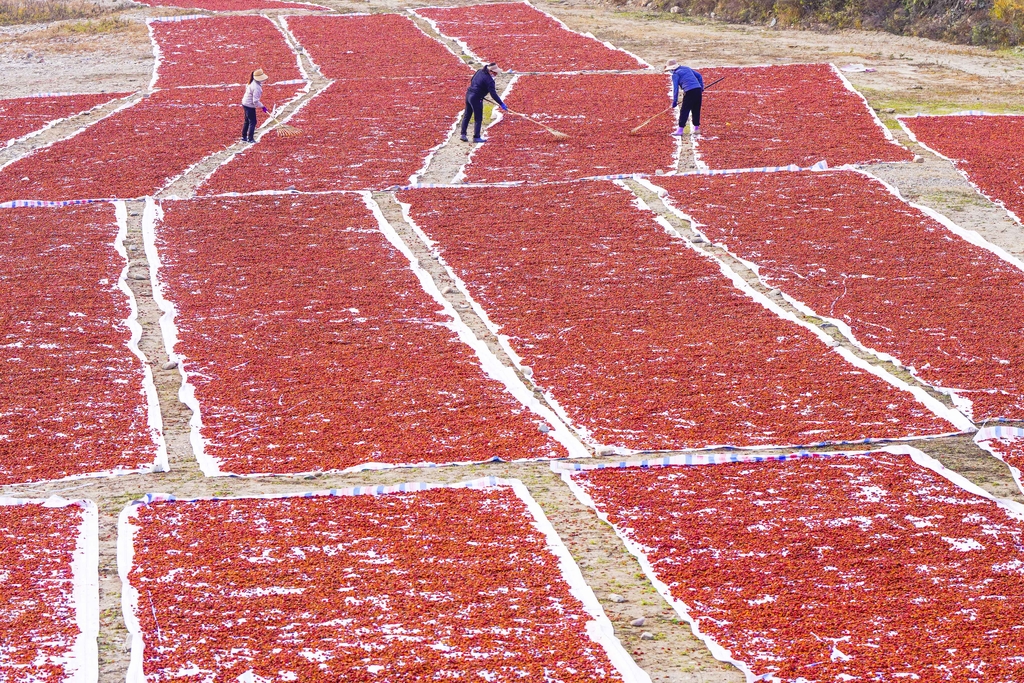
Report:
0,93,128,146
416,2,645,72
134,0,317,11
154,193,564,474
0,204,159,485
0,84,300,203
284,14,472,81
0,501,90,681
200,78,466,194
901,115,1024,225
150,16,303,89
397,181,956,450
655,169,1024,421
693,64,913,169
571,451,1024,682
462,74,677,183
125,487,627,682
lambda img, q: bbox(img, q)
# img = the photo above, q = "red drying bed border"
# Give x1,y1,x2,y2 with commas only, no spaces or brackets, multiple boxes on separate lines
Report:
200,78,464,194
415,2,645,72
120,483,639,682
134,0,321,10
284,14,471,80
398,182,956,451
0,499,96,682
653,170,1024,421
1,92,127,147
151,194,565,475
900,114,1024,225
563,448,1024,682
150,16,302,88
975,427,1024,497
0,85,298,203
0,205,162,486
461,74,676,183
692,64,912,169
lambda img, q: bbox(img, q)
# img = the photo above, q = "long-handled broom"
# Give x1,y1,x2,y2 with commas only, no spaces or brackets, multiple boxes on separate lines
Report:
487,99,569,140
629,76,727,135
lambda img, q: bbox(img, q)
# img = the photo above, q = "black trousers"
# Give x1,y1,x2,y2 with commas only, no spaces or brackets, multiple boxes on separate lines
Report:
242,106,257,140
679,88,702,128
461,97,485,138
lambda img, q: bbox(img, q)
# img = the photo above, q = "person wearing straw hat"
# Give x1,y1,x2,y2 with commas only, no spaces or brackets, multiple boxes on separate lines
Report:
241,68,270,143
666,60,704,137
460,62,508,144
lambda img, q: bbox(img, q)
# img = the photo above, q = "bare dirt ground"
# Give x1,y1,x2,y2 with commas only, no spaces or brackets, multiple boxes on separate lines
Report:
2,3,1024,682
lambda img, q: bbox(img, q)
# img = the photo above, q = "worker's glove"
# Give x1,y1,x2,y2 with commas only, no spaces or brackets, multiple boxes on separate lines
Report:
261,106,269,113
499,103,508,111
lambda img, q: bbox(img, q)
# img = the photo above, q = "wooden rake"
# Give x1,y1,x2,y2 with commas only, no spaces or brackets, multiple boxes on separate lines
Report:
265,106,302,137
487,99,569,140
629,76,727,135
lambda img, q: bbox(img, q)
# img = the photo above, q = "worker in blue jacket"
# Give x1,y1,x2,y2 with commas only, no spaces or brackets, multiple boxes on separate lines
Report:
460,63,508,143
667,60,704,137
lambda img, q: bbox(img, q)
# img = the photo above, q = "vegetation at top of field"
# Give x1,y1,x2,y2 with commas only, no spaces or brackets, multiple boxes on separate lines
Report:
623,0,1024,46
0,0,133,26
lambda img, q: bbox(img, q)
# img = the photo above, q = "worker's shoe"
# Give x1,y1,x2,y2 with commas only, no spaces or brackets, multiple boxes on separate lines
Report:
473,137,487,143
692,126,701,137
460,134,469,142
671,127,685,136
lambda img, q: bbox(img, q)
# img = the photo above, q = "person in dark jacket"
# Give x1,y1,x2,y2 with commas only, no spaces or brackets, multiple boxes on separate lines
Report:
666,60,704,137
460,63,508,143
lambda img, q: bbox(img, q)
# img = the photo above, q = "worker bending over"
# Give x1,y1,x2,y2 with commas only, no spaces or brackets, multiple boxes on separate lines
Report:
666,60,703,137
461,62,508,143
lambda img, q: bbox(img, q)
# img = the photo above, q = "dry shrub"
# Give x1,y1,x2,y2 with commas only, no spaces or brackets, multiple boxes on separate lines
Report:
0,0,128,25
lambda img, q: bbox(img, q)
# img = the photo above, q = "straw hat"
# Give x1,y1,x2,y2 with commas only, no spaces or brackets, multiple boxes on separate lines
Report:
664,59,678,72
253,69,269,82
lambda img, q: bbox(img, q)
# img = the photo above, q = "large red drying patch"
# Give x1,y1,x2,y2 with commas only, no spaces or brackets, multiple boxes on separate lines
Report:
284,14,471,80
0,501,91,682
567,451,1024,682
693,64,912,169
416,2,645,72
0,92,127,146
150,15,301,88
0,86,297,203
123,486,628,681
134,0,321,10
200,78,464,194
398,182,954,450
153,194,562,475
0,205,159,485
901,114,1024,224
461,74,676,182
655,170,1024,421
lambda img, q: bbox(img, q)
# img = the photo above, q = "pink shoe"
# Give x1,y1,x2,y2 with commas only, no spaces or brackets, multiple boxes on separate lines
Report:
671,127,685,136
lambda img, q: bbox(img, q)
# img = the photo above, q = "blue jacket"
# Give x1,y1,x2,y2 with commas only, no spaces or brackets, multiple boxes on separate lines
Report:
671,66,704,106
466,68,504,106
